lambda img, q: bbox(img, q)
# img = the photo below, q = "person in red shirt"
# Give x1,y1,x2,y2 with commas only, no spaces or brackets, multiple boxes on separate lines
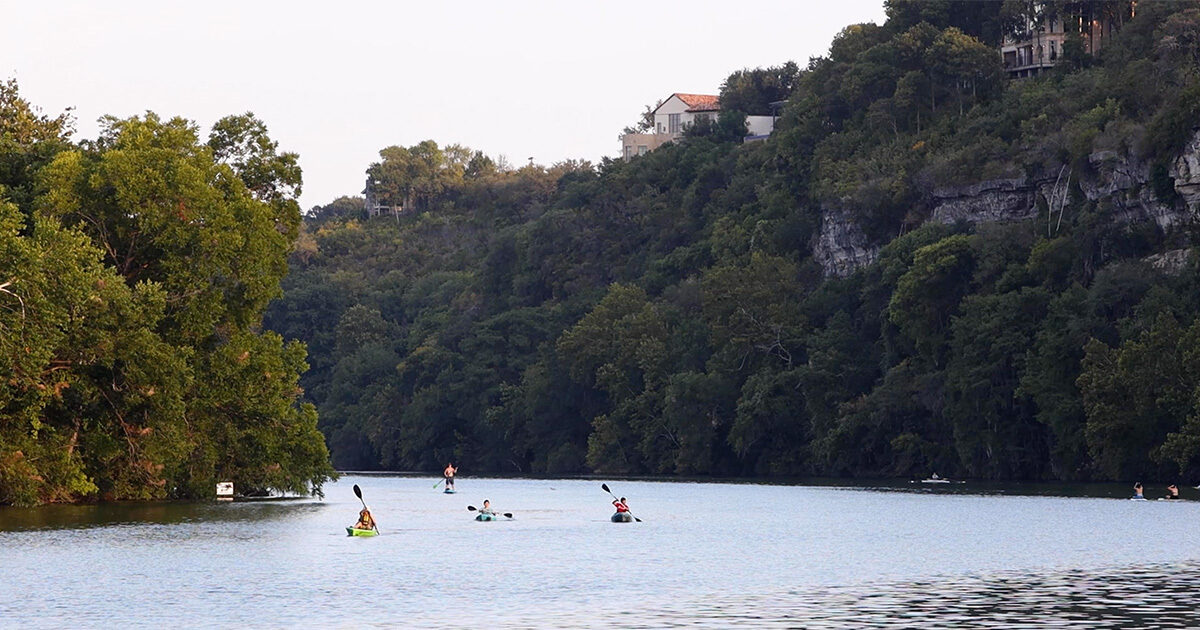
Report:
613,497,629,513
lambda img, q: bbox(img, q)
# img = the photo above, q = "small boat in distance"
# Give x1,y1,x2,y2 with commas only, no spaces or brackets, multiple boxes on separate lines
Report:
911,473,964,484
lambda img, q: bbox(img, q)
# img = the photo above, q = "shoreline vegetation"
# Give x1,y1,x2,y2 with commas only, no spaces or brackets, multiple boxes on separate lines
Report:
0,82,335,506
8,1,1200,506
270,1,1200,487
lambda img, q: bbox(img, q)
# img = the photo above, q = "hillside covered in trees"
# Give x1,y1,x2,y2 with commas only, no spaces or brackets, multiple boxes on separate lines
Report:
0,82,334,505
271,0,1200,482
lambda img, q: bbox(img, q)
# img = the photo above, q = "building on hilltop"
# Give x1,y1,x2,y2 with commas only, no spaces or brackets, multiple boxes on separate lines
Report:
1002,1,1135,78
619,92,778,159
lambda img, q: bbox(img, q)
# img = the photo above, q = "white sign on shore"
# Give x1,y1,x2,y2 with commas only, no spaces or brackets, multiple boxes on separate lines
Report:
216,482,234,501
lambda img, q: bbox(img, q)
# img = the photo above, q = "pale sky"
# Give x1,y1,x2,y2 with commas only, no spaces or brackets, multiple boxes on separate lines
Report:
1,1,887,210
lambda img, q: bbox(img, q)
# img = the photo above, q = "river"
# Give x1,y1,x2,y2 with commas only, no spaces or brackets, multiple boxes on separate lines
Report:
2,475,1199,628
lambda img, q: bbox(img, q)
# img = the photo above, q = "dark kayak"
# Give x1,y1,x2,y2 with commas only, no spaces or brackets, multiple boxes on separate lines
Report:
346,527,378,537
611,512,633,523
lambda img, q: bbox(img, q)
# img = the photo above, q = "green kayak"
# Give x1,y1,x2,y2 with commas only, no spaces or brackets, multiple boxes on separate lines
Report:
474,513,497,521
346,527,378,537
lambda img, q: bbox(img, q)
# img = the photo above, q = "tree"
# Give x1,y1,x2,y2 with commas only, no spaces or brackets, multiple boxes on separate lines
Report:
719,62,800,116
30,112,334,500
0,79,73,211
888,234,975,364
1079,313,1197,480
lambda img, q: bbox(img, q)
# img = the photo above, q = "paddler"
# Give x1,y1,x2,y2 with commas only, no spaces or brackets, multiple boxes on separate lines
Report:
612,497,630,514
1166,484,1180,500
479,499,494,517
444,462,458,491
1133,482,1144,499
354,507,376,530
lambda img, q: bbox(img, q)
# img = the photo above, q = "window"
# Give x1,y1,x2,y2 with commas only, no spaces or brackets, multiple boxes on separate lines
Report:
624,145,632,159
637,145,648,156
668,113,681,134
695,113,710,124
1050,41,1057,60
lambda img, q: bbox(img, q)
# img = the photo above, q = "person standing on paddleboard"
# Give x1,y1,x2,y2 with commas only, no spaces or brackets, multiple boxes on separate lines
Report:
444,462,458,491
1133,482,1144,499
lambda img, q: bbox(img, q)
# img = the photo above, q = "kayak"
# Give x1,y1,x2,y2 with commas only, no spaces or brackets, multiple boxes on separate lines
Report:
475,513,497,521
611,512,633,523
346,527,378,537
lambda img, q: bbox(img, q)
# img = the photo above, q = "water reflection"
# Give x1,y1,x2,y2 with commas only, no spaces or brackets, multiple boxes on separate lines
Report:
0,498,326,532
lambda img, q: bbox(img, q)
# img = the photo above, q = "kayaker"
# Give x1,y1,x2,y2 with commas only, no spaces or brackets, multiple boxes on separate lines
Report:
1166,484,1180,500
613,497,630,513
354,507,376,530
444,462,458,491
479,499,494,516
1133,482,1144,499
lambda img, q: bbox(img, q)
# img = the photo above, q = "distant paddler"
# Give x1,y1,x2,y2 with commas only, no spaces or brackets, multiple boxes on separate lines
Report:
444,462,458,491
348,484,379,536
354,507,376,530
1165,484,1180,500
1133,482,1145,500
612,496,633,523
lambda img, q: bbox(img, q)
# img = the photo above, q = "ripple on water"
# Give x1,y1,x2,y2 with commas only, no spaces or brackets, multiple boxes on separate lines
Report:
607,562,1200,629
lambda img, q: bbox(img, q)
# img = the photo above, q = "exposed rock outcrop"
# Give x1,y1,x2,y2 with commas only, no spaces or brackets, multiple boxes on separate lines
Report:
813,204,879,277
929,178,1037,226
1171,129,1200,211
813,130,1200,277
1143,248,1193,275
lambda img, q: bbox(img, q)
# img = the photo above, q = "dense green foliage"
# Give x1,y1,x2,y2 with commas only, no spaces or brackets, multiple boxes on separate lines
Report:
271,1,1200,482
0,81,334,505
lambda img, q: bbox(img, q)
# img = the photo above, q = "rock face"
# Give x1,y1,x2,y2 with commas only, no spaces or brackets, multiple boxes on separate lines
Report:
1171,130,1200,211
929,178,1037,226
1144,248,1193,275
813,204,879,277
813,130,1200,277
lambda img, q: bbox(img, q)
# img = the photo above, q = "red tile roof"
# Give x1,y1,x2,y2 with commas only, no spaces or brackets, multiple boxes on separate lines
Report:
675,93,721,112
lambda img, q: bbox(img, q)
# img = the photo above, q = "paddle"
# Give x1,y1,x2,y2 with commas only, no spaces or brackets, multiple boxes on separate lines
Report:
467,505,513,519
434,478,444,489
602,483,642,522
352,484,379,533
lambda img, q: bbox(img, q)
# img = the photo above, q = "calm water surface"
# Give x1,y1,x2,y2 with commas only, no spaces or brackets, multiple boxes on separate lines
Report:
3,476,1200,628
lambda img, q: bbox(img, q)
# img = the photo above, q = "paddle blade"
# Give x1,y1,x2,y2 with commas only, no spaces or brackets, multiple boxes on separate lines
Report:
353,484,363,500
503,513,513,519
601,483,611,493
634,516,643,522
467,505,477,511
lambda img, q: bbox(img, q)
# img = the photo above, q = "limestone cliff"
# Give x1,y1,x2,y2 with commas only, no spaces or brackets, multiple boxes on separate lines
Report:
812,130,1200,277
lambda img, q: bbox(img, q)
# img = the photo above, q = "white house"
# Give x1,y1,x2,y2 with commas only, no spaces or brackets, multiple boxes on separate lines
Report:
620,92,777,158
